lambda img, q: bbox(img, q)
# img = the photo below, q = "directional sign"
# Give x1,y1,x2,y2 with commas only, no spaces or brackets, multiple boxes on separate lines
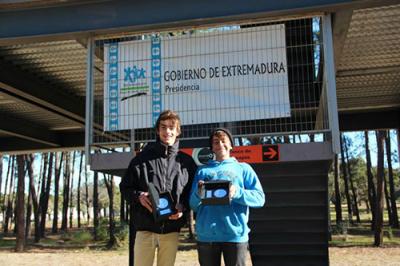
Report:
182,144,280,165
262,145,280,161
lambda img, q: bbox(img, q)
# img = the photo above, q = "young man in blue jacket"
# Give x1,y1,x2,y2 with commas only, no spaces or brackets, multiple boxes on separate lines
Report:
190,128,265,266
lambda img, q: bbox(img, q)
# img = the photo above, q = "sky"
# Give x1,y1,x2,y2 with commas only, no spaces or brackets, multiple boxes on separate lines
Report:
346,130,399,168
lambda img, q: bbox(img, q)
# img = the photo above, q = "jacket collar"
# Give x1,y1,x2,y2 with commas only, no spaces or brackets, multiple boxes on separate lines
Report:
153,138,179,157
207,157,237,166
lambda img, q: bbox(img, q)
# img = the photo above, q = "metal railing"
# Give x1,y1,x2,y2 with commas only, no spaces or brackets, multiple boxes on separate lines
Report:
85,15,338,154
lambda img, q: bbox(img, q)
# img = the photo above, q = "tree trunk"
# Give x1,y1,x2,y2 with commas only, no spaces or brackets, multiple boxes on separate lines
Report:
25,155,35,239
119,147,126,222
374,130,385,246
93,171,99,240
4,156,15,234
397,128,400,163
383,174,393,226
13,182,18,234
340,134,353,223
15,155,26,252
248,137,262,145
40,152,53,237
25,180,32,240
0,155,2,209
38,153,47,238
37,153,47,238
343,135,361,223
333,154,343,225
103,173,116,248
365,131,377,230
382,131,392,226
36,155,45,202
385,130,399,228
52,152,64,234
26,154,40,242
69,151,76,229
283,136,290,143
77,151,83,228
397,129,400,172
2,155,12,232
4,197,13,234
365,199,370,214
61,152,70,231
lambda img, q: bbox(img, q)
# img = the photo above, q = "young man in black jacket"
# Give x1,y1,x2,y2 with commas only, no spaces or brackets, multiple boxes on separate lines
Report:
120,110,197,266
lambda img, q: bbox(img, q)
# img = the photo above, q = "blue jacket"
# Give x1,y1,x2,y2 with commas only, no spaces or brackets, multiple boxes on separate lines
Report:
189,157,265,242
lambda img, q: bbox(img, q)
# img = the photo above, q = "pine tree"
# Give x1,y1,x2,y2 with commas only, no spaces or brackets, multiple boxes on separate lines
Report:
15,155,26,252
374,130,385,246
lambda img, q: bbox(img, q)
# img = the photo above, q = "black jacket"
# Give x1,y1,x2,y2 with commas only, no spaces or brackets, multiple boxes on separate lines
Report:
120,140,197,234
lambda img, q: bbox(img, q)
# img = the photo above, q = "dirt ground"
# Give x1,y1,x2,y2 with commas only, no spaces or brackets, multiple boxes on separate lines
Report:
329,247,400,266
0,247,399,266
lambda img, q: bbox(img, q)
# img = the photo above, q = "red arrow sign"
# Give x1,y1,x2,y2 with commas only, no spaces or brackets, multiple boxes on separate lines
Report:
183,145,279,164
262,145,279,161
263,147,277,159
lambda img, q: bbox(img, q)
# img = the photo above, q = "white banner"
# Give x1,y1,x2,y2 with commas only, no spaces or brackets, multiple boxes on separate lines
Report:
104,24,290,131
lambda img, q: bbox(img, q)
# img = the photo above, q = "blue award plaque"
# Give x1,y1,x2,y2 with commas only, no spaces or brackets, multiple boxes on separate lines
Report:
157,194,173,216
148,183,175,221
214,189,227,198
201,180,231,205
158,198,169,209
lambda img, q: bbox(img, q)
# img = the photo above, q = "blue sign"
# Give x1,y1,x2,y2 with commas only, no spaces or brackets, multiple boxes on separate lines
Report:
151,36,162,126
108,43,119,131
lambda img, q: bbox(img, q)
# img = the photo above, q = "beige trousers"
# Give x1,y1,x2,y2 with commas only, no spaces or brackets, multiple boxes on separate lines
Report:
134,231,179,266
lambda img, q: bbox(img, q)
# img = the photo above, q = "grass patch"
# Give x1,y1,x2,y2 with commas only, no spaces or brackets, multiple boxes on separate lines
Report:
330,220,400,247
0,236,16,249
329,204,400,246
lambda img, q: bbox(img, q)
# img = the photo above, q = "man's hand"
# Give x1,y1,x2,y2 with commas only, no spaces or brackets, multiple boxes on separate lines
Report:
229,184,236,199
169,203,184,220
197,180,205,198
139,192,153,213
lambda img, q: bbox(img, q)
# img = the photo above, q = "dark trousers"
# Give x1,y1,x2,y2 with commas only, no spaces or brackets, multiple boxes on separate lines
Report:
197,241,248,266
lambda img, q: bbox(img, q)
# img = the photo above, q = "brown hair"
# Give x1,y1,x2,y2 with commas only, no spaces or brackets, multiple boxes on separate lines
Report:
155,110,181,135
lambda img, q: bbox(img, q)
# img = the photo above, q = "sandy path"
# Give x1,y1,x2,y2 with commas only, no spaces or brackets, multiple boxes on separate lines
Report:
0,247,399,265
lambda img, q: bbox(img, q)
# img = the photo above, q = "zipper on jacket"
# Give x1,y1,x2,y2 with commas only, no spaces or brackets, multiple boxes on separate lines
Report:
162,146,171,192
161,221,165,234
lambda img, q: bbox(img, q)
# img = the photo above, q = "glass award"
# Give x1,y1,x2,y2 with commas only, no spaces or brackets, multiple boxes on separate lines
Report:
148,183,175,221
201,180,231,205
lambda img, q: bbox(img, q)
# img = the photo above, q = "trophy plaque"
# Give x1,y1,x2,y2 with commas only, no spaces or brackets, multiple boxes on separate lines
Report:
201,180,231,205
148,183,175,221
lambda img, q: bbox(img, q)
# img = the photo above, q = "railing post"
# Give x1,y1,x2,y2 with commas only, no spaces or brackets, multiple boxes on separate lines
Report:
322,14,340,154
85,35,95,165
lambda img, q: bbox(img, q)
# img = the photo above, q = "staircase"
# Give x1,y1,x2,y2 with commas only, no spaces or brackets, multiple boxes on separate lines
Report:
249,142,333,266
